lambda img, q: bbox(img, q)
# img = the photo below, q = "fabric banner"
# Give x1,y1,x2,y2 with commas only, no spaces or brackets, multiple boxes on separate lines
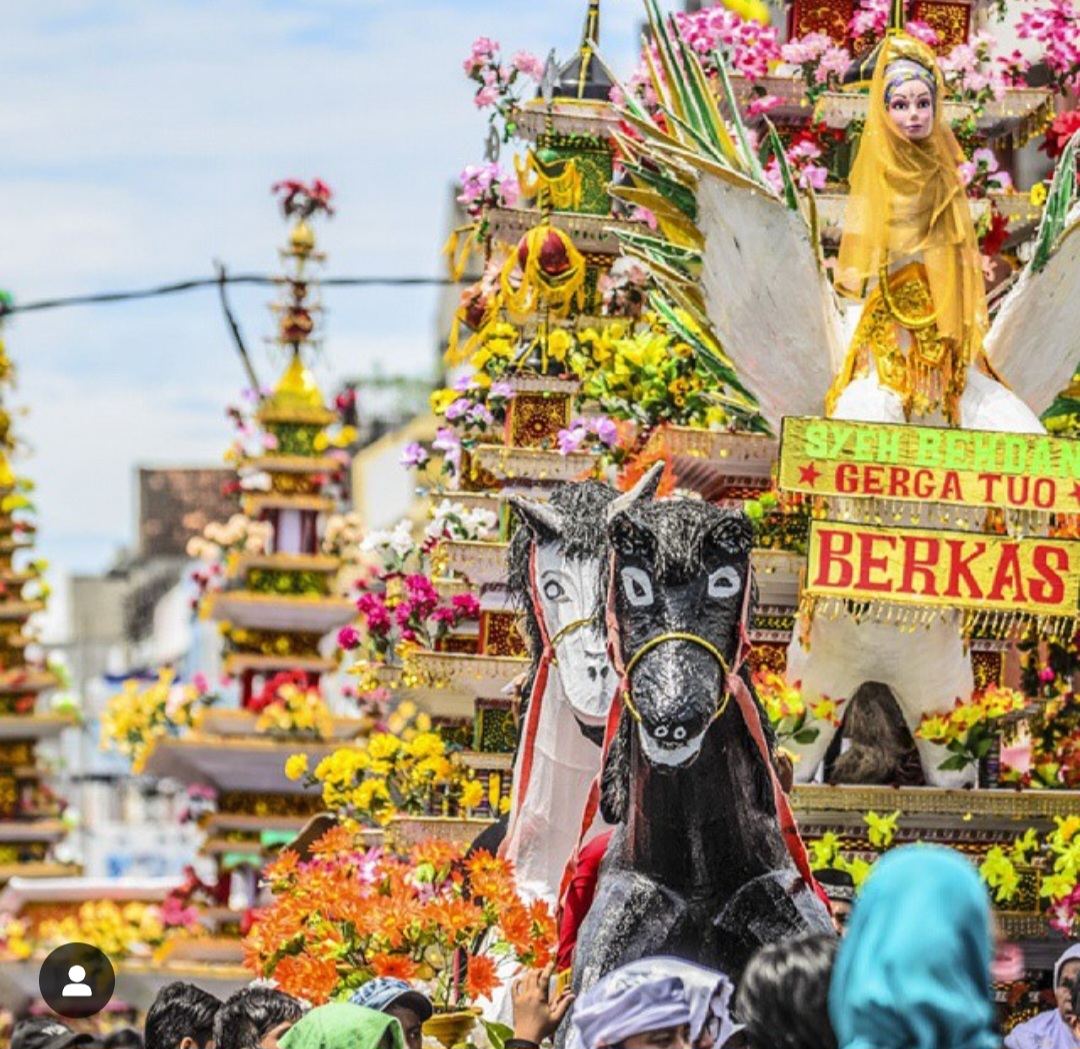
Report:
804,521,1080,627
779,417,1080,515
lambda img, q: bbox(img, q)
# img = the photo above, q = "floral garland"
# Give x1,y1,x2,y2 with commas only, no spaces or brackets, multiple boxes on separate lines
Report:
244,834,555,1007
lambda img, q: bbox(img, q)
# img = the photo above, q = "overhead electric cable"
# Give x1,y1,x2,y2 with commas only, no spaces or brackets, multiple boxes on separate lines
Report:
0,273,467,316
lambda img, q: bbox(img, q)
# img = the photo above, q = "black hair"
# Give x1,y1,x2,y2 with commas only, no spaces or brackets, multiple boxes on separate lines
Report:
735,934,839,1049
144,982,221,1049
213,985,304,1049
103,1029,144,1049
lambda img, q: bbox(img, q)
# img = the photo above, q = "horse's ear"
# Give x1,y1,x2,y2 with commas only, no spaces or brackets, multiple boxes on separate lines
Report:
606,462,665,522
600,709,633,824
508,495,563,543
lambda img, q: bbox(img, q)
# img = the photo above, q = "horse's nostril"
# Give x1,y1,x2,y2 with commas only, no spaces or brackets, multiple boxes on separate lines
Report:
599,666,609,678
655,725,669,738
586,666,597,681
673,726,687,741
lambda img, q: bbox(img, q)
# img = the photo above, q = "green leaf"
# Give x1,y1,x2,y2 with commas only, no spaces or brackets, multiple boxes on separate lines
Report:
480,1020,514,1049
939,754,974,772
793,728,820,745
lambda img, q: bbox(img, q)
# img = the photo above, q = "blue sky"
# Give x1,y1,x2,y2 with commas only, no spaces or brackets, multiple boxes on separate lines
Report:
0,0,644,617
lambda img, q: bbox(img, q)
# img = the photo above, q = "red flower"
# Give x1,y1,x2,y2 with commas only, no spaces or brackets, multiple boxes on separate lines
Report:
1042,111,1080,160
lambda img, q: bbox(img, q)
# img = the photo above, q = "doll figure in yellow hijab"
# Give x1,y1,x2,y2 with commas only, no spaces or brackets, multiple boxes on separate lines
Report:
826,33,1041,432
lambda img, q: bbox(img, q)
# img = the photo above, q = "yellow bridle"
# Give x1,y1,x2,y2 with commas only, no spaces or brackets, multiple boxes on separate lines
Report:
620,631,734,725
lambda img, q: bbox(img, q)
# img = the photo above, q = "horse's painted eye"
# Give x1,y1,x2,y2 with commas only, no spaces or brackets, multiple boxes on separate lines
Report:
621,566,654,607
542,579,567,602
707,565,741,599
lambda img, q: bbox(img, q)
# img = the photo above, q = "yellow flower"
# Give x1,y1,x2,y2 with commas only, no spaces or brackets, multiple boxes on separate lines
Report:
916,714,951,743
1041,871,1076,901
1055,815,1080,844
864,810,900,850
285,754,308,781
407,732,446,761
1030,182,1048,207
460,779,484,810
545,328,574,363
430,388,459,415
367,734,402,762
498,796,512,815
979,846,1020,903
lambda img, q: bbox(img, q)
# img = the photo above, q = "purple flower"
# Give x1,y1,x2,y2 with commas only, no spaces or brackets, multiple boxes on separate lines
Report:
467,403,495,426
400,442,429,469
557,425,588,456
445,398,470,421
590,417,618,447
453,373,475,392
489,380,515,401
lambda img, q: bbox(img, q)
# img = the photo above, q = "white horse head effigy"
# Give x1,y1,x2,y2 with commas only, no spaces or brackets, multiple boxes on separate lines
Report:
501,471,661,901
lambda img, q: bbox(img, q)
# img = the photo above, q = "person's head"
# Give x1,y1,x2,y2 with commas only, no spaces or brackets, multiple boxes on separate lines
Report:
12,1019,97,1049
1054,945,1080,1022
103,1030,144,1049
814,869,855,934
349,978,433,1049
145,982,221,1049
735,935,837,1049
829,845,998,1049
572,958,697,1049
279,1004,405,1049
884,58,936,141
214,986,304,1049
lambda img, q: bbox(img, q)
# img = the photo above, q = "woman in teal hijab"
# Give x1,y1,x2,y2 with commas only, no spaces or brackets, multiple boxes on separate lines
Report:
829,845,999,1049
279,1003,406,1049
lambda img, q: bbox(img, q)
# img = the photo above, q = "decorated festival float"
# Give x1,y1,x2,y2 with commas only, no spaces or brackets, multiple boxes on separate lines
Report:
239,0,1080,1034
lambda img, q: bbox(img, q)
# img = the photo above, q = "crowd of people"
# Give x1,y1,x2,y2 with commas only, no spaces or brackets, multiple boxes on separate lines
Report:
10,846,1080,1049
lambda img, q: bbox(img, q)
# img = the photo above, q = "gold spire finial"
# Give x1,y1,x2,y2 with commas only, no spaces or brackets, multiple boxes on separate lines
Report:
888,0,907,34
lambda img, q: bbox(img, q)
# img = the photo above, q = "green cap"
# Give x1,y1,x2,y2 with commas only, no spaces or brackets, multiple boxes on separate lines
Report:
280,1003,405,1049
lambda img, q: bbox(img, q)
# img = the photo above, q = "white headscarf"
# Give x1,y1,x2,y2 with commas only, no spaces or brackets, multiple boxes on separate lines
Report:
1054,944,1080,988
571,957,739,1049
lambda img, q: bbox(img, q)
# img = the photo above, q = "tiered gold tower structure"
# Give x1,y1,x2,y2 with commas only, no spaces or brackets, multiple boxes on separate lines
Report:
140,194,364,989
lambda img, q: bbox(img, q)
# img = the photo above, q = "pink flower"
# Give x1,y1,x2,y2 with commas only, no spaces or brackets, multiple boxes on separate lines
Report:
474,86,499,109
401,442,429,468
464,36,498,75
629,206,658,229
512,50,545,82
905,20,940,48
799,164,829,191
1040,667,1057,683
958,161,978,187
747,94,781,118
192,673,210,696
452,593,481,619
338,625,361,650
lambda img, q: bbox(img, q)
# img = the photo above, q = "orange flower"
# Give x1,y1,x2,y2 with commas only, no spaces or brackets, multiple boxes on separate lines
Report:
412,839,464,873
371,952,419,981
464,953,500,1002
498,903,533,955
272,951,340,1005
310,824,359,857
466,851,515,905
263,849,300,884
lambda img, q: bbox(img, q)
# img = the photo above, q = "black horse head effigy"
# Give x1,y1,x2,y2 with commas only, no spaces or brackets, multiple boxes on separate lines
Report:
568,488,833,1002
497,474,662,901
